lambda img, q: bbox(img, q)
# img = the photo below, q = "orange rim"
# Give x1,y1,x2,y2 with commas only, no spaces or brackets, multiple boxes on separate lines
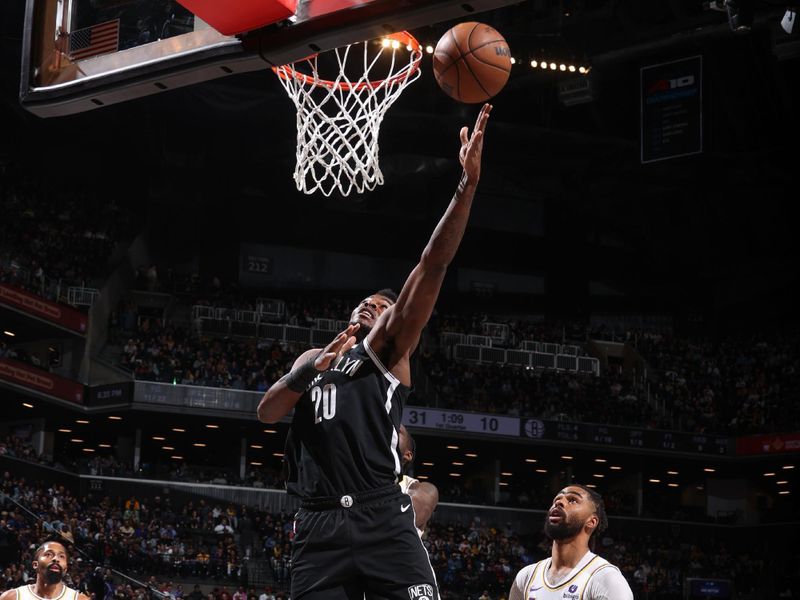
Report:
272,31,422,91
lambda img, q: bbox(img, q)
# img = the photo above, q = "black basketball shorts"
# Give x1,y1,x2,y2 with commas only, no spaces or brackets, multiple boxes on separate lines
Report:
290,485,439,600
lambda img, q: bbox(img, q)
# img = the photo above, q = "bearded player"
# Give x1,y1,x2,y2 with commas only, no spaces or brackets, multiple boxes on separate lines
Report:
1,541,89,600
509,485,633,600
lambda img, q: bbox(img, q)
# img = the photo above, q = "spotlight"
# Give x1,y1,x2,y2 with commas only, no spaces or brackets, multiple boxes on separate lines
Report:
382,38,390,48
549,62,557,70
531,60,538,67
425,45,434,54
725,0,754,32
510,57,516,64
391,40,400,49
559,63,566,71
568,65,576,72
540,62,548,70
578,66,587,74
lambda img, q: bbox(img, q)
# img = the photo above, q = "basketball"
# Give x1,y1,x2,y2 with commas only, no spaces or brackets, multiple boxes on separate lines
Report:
433,22,511,104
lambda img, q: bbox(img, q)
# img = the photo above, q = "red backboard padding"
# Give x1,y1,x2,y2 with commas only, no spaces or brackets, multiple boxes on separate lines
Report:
176,0,298,35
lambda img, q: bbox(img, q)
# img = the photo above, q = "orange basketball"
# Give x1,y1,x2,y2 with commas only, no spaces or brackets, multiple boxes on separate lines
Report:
433,22,511,104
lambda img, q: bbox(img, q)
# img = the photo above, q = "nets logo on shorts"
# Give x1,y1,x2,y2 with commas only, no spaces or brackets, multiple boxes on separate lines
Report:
407,584,434,600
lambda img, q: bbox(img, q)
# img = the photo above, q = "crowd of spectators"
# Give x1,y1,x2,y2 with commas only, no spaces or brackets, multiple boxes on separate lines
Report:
118,319,299,392
0,163,134,304
2,467,791,600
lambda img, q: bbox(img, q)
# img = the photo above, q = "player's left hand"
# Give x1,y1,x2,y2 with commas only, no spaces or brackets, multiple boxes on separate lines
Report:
459,103,491,186
314,323,359,371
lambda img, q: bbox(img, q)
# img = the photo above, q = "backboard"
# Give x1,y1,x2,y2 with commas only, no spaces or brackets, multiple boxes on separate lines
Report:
20,0,520,117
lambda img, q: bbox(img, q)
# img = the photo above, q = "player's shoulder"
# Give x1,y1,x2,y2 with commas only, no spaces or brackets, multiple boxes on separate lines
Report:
514,558,545,581
0,587,20,600
586,558,633,599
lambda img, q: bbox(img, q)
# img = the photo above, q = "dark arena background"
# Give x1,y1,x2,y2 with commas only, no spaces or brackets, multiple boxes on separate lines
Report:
1,0,799,599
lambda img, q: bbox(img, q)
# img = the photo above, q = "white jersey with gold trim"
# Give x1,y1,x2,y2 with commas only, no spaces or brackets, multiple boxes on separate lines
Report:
15,584,80,600
508,551,633,600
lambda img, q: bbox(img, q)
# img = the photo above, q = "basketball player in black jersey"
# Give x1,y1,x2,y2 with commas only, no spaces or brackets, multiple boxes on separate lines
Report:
257,103,491,600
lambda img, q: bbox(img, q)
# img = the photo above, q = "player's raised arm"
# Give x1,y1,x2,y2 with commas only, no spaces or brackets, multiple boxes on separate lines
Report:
257,323,359,423
371,104,491,358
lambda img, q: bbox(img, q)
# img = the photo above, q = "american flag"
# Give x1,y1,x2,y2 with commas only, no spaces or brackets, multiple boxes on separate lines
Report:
68,19,120,61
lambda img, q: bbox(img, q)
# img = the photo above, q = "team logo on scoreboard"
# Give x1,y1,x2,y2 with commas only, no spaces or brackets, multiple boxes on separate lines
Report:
524,419,545,439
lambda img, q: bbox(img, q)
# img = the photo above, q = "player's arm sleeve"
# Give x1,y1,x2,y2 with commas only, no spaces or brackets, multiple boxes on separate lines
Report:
587,566,634,600
508,565,532,600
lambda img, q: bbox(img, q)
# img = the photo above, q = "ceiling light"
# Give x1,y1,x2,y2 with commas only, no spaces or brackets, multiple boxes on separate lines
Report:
535,469,547,473
578,66,587,74
3,331,15,336
250,461,262,466
779,490,791,495
465,453,478,458
391,40,400,50
667,471,679,475
82,448,95,453
649,479,661,483
70,439,84,443
610,466,622,470
593,474,605,478
540,62,548,70
561,455,573,460
153,436,165,441
58,429,71,433
162,446,175,451
594,458,607,463
251,444,263,449
76,420,89,424
108,416,122,420
422,462,434,466
417,475,429,479
22,403,34,408
501,472,513,476
382,38,390,48
452,461,464,466
764,472,776,477
206,424,219,429
525,458,537,463
499,482,509,486
98,444,111,448
446,445,459,450
193,443,206,447
783,465,795,470
264,428,277,434
668,483,679,488
696,485,704,490
449,473,461,477
549,62,557,70
171,455,183,460
425,45,434,54
568,65,576,72
585,484,596,488
559,64,566,71
531,60,538,68
273,452,284,457
704,468,716,473
777,481,789,485
172,428,186,432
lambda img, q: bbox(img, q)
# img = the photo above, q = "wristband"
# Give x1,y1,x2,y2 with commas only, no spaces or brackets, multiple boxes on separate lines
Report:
284,356,320,393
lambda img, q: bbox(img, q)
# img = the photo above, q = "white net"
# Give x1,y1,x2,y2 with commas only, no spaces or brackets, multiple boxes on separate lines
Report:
273,33,422,197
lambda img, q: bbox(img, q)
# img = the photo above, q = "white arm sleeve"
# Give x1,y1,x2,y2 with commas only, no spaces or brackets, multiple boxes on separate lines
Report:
509,565,535,600
585,566,634,600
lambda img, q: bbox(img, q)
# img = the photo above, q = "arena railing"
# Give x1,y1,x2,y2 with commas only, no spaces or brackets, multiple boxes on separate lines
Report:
67,286,100,307
453,343,600,375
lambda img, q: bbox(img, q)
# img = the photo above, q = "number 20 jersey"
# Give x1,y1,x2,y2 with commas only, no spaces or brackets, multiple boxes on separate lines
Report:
284,338,410,499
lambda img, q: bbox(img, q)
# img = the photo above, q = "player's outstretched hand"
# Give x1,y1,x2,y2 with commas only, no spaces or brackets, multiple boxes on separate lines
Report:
459,103,492,186
315,323,360,370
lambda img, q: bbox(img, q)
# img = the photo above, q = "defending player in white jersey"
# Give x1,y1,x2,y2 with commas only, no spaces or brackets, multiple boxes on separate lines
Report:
509,485,633,600
398,424,439,535
1,541,89,600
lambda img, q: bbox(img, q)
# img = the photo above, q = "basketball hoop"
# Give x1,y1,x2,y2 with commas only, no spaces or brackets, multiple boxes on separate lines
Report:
273,31,422,196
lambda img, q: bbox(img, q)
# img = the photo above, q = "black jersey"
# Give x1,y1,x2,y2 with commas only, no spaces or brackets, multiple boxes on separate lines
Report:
284,338,410,498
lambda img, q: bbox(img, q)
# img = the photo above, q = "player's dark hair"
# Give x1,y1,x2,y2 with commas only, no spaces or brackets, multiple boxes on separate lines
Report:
34,540,69,561
572,484,608,550
374,288,398,303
